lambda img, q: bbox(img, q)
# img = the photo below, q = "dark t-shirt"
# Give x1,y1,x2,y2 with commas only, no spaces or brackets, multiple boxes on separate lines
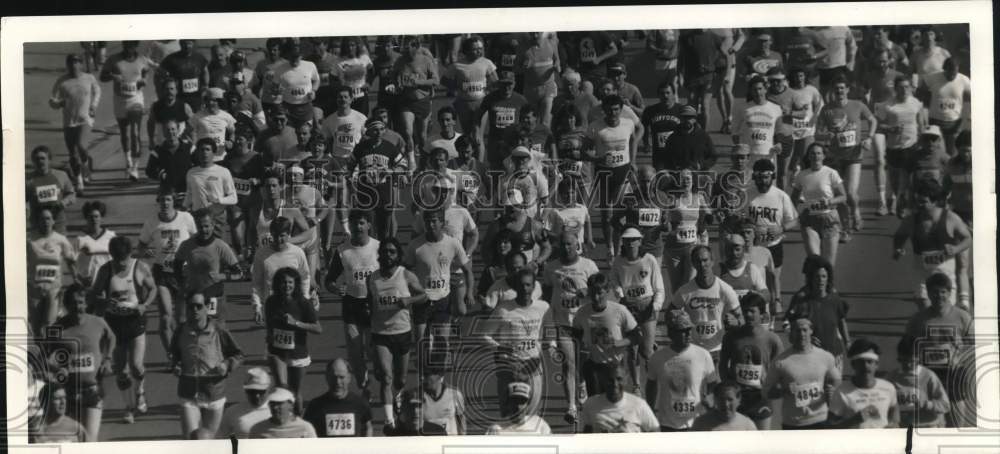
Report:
265,295,318,359
642,102,686,154
680,30,720,78
720,325,784,388
161,51,209,97
786,289,849,356
303,392,373,437
479,91,529,151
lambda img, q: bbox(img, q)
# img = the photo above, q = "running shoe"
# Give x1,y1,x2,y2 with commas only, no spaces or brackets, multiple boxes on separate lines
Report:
877,200,889,216
135,391,148,414
123,409,135,424
720,120,732,135
563,407,578,425
839,230,852,243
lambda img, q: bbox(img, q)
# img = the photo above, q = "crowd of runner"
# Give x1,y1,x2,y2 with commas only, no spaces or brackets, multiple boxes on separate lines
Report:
25,26,975,442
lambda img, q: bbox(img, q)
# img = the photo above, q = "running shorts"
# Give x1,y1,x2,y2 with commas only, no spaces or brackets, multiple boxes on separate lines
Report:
283,101,315,127
768,242,784,269
180,396,226,411
105,313,145,341
342,294,372,328
114,95,146,121
887,144,919,170
68,382,103,410
930,118,962,136
399,98,432,119
800,210,841,237
736,387,771,421
411,298,450,325
372,331,413,357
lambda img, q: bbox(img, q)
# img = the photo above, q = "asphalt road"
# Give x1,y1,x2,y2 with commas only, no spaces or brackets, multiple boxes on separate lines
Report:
21,37,962,439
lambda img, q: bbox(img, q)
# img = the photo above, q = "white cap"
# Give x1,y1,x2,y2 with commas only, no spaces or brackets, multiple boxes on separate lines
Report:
510,146,532,158
621,227,643,239
243,367,272,390
267,387,295,403
503,188,525,206
507,382,531,400
207,87,226,100
922,125,942,137
562,70,582,84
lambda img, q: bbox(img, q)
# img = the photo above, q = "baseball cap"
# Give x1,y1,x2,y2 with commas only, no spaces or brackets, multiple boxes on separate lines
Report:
620,227,643,239
267,387,295,403
608,62,627,74
757,33,773,41
243,367,272,391
765,67,785,80
667,310,695,331
678,105,698,117
503,188,525,206
498,70,516,84
510,146,532,158
507,382,531,400
66,53,83,64
733,144,751,155
207,87,226,100
921,125,942,137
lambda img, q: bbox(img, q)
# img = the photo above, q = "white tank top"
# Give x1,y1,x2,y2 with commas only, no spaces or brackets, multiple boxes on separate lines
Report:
371,267,412,335
337,238,380,298
76,230,116,282
108,258,139,315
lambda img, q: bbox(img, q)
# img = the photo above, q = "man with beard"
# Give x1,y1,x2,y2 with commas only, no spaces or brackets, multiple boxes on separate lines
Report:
302,358,373,437
654,105,716,171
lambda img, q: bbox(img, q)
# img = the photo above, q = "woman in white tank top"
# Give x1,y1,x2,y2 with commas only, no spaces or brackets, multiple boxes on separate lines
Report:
76,201,116,287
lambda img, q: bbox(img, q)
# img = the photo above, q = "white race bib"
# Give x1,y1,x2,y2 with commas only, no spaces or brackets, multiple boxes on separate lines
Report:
735,363,763,388
273,328,295,350
69,353,96,374
35,184,59,204
923,348,950,367
233,178,253,196
426,277,448,290
461,80,486,96
120,81,139,96
325,413,355,436
835,130,858,148
694,321,718,340
34,264,60,283
920,250,949,270
792,118,810,130
513,339,537,354
624,286,648,300
603,147,628,167
495,109,516,128
289,86,308,98
501,54,516,67
750,128,769,145
675,225,698,244
637,208,661,227
206,297,219,316
939,99,958,114
377,295,399,310
655,131,673,148
181,78,199,94
670,394,699,418
789,381,823,408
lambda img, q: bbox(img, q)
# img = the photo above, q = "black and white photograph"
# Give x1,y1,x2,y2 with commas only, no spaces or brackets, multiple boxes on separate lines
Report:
2,3,997,454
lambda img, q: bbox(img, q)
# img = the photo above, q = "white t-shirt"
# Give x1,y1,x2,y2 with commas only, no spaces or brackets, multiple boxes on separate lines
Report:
829,378,898,429
486,415,551,435
581,392,660,433
422,386,465,435
192,110,237,158
543,257,600,327
184,165,238,210
138,211,197,273
792,166,843,214
414,205,476,247
875,96,923,149
647,344,717,429
278,60,320,105
404,235,469,301
75,229,116,282
923,72,971,122
744,185,798,247
485,299,553,360
320,109,368,158
612,253,665,311
541,204,589,247
589,117,634,168
426,133,462,160
573,301,637,364
670,278,740,352
335,238,380,298
734,101,783,155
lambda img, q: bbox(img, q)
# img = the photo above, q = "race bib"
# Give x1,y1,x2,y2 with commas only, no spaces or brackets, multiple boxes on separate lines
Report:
513,339,537,354
289,86,308,98
896,385,918,411
625,286,648,300
352,268,375,285
427,278,448,290
501,54,517,67
325,413,355,436
206,297,219,316
675,225,697,244
581,49,597,62
637,208,661,227
335,132,356,147
694,321,718,339
460,174,480,193
750,128,769,145
835,130,858,148
939,99,958,114
808,200,830,213
922,348,950,367
120,81,139,96
603,147,628,167
920,251,948,270
792,118,810,130
377,295,399,309
495,109,516,128
35,184,59,204
789,381,823,408
670,395,699,418
351,86,366,99
233,178,253,196
461,80,486,96
735,363,763,388
400,73,419,87
181,78,199,94
273,328,295,350
560,160,583,175
34,264,60,283
655,131,673,148
68,353,95,374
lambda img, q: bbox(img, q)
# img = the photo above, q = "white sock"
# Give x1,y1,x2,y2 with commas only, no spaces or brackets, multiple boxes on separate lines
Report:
383,404,395,426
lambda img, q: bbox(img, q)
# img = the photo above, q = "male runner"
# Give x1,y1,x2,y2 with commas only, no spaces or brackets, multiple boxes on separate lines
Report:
100,41,153,181
581,362,660,433
173,208,241,327
920,58,970,157
646,310,718,431
718,293,783,429
27,146,76,234
160,39,209,113
765,315,841,430
302,358,374,437
669,245,742,364
50,53,101,193
875,75,925,217
611,227,665,394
